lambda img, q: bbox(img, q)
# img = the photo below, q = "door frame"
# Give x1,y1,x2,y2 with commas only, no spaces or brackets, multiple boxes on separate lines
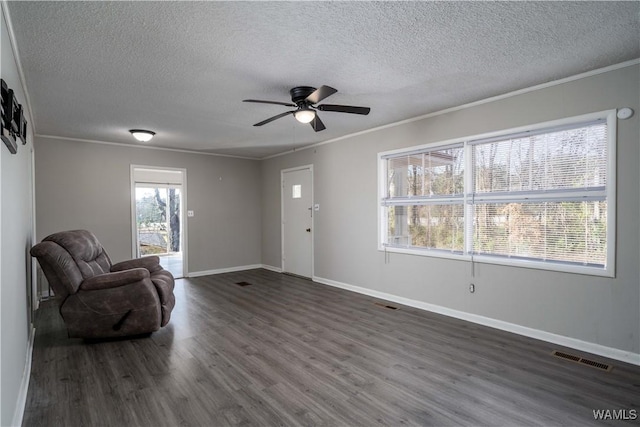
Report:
30,146,38,313
130,165,188,277
281,164,314,277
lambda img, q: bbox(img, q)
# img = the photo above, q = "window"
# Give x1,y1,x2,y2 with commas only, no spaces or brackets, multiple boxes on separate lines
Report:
292,184,302,199
379,111,616,276
383,145,465,253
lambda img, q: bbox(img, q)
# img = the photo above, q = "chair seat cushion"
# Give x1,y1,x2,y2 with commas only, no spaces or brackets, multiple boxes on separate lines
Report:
111,256,163,273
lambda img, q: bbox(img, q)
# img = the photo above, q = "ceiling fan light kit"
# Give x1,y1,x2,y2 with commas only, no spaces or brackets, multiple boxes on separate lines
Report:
294,108,315,124
243,85,370,132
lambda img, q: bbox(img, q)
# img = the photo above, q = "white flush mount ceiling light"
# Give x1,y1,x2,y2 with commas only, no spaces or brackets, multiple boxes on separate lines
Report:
129,129,155,142
294,108,316,124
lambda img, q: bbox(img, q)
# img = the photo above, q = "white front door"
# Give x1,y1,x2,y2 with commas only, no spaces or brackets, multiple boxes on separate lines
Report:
282,167,313,278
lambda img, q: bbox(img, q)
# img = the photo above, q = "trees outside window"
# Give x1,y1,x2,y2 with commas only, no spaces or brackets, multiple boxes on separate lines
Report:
379,111,615,276
136,187,181,255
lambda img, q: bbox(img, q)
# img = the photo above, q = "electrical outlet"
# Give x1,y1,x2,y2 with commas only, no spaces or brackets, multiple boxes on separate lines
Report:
187,210,194,217
469,283,475,293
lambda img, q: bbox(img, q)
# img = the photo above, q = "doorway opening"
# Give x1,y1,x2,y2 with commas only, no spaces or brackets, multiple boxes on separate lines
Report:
131,166,187,278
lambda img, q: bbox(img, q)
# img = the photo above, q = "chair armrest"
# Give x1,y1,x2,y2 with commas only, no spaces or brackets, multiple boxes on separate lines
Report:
80,268,150,291
111,256,162,273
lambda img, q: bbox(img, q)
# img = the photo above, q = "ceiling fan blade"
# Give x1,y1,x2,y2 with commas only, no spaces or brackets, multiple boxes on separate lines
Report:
305,85,337,104
317,104,371,115
253,110,294,126
310,114,326,132
243,99,296,107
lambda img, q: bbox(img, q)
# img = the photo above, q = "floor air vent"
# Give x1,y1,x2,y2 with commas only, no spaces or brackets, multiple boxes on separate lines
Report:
235,281,253,287
374,302,398,310
552,350,612,372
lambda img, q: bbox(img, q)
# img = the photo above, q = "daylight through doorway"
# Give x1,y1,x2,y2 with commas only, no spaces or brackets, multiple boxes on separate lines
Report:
135,185,183,278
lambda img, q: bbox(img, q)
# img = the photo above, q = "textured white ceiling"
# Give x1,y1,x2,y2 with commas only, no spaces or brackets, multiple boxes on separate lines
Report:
6,1,640,158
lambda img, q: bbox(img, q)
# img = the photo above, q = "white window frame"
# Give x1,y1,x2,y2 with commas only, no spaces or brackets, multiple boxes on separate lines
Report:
378,110,617,277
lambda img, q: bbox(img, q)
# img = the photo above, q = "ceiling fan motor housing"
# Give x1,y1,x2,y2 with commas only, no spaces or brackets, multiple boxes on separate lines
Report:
290,86,316,105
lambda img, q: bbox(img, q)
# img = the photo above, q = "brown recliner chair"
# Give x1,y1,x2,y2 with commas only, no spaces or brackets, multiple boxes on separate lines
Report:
31,230,175,339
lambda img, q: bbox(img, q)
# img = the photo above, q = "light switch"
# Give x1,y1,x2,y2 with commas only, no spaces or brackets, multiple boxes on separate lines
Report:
187,210,194,217
314,204,320,211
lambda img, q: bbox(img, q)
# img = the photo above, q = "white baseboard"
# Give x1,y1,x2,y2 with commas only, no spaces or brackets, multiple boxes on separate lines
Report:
188,264,283,277
261,264,282,273
313,275,640,367
188,264,264,277
12,326,35,427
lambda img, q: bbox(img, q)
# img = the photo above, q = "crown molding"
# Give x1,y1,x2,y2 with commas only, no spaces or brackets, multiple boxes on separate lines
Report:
262,58,640,160
35,134,260,160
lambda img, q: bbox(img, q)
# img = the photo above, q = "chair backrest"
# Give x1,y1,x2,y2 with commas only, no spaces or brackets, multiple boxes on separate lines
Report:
31,230,112,299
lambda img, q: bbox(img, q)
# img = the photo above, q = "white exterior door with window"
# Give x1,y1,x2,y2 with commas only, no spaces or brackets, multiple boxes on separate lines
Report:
282,166,313,278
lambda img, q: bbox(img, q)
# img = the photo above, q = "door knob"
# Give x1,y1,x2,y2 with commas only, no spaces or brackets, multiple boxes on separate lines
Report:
306,228,311,232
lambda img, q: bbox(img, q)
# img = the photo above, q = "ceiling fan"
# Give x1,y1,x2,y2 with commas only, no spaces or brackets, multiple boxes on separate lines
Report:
243,85,370,132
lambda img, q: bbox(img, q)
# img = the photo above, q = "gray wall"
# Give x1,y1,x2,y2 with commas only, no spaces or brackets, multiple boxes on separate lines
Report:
34,138,262,274
10,54,640,425
1,6,36,426
261,65,640,357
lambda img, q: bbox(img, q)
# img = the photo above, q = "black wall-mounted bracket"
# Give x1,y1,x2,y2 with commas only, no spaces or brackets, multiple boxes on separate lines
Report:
1,78,27,154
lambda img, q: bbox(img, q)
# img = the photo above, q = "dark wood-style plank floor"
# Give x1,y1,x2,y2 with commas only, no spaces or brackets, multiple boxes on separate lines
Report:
23,269,640,426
